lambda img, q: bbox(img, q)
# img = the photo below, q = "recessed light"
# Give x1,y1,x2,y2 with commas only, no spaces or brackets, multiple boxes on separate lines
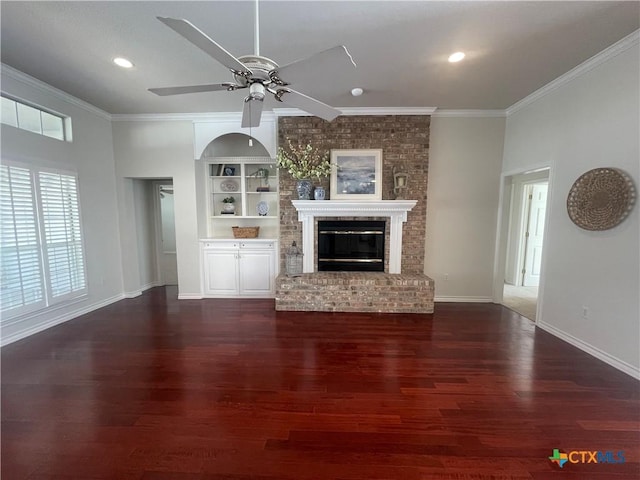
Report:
448,52,465,63
113,57,134,69
351,87,364,97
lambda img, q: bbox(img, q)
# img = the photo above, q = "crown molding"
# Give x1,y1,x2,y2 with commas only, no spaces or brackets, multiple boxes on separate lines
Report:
432,109,506,118
273,106,437,117
111,111,277,123
506,29,639,117
1,63,111,121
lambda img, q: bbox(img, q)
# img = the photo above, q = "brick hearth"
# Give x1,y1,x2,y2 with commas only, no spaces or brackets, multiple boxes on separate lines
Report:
275,272,434,314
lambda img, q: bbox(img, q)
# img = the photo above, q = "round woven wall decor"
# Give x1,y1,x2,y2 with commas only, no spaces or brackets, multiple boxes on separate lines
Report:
567,167,636,231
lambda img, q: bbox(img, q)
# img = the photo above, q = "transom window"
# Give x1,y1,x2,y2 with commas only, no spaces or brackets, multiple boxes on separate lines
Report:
1,95,69,141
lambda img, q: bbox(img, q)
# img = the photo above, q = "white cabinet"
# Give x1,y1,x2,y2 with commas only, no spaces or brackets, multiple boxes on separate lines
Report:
201,239,278,298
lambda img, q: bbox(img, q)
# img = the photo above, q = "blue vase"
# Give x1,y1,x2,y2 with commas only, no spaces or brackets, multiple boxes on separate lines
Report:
296,179,313,200
314,186,326,200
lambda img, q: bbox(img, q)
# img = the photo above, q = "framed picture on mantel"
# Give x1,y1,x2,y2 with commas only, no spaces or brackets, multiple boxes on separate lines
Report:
330,149,382,200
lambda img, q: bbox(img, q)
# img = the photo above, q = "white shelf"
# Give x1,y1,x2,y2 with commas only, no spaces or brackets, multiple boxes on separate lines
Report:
206,158,279,237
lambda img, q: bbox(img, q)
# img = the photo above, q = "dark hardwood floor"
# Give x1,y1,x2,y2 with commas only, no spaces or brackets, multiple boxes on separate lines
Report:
2,287,639,479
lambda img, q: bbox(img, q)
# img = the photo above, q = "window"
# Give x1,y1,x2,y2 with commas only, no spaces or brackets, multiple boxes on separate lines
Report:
0,163,86,319
1,96,67,141
0,165,45,314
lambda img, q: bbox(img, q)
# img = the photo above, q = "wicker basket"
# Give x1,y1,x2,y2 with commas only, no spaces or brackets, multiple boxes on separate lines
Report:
232,226,260,238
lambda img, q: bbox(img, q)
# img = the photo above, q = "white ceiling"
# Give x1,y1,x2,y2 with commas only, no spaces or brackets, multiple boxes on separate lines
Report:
1,1,638,115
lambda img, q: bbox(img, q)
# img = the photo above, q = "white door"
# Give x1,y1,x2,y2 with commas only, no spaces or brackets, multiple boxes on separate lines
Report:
522,183,548,287
156,184,178,285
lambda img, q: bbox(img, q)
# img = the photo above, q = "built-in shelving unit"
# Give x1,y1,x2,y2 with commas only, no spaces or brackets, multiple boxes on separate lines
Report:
205,157,279,238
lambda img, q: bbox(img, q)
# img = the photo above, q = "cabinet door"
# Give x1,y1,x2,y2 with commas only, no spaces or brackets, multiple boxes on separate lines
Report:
238,249,275,296
203,249,239,295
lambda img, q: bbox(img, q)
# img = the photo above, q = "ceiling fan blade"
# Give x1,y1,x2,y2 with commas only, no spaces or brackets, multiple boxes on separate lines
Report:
269,46,356,86
241,96,264,128
157,17,252,76
148,83,245,96
275,88,341,122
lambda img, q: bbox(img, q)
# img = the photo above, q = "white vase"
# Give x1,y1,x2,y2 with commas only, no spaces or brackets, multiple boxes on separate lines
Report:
222,203,235,213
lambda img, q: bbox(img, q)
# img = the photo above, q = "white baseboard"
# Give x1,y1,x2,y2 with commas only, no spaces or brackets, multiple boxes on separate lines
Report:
124,281,161,299
1,294,125,347
538,321,640,380
435,296,494,303
141,281,161,291
178,294,203,300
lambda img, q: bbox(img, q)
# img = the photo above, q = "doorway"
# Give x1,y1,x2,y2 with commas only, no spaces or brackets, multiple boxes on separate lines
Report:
155,182,178,285
501,170,549,321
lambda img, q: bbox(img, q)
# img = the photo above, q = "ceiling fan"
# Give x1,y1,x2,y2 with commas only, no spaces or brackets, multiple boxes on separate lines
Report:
149,0,356,128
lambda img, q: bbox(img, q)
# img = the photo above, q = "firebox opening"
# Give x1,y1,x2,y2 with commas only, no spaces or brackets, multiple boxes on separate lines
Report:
317,220,385,272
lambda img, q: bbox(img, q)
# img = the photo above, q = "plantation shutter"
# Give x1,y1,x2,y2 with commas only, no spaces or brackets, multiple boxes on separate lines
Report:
0,164,45,314
38,171,86,299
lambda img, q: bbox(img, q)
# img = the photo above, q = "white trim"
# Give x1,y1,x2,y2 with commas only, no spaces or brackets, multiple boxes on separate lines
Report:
123,281,161,299
141,281,161,292
291,200,416,274
506,29,640,116
435,296,493,303
432,110,506,118
112,111,278,123
538,321,640,380
178,293,203,300
274,107,437,117
1,63,111,121
112,108,438,122
0,294,125,347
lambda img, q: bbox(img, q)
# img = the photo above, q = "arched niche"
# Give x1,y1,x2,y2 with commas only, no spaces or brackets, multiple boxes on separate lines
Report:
200,133,269,159
194,116,276,158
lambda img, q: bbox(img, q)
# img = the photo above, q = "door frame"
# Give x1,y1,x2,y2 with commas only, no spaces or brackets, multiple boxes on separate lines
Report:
493,164,554,325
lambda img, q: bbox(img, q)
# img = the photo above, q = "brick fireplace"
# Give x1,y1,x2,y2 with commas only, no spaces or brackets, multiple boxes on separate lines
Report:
275,115,434,313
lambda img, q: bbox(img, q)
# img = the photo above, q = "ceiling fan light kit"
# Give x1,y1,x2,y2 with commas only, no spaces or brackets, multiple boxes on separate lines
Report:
149,0,355,127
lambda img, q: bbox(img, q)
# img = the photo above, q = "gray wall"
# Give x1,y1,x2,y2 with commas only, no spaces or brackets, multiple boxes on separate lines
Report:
1,67,123,344
111,120,201,298
426,115,506,300
502,40,639,376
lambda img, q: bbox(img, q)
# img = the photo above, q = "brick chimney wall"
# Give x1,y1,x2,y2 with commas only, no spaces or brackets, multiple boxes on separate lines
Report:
278,115,430,274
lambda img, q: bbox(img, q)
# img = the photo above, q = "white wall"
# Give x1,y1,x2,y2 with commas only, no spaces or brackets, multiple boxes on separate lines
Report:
133,180,158,290
425,115,506,301
1,66,123,344
111,120,201,298
502,38,639,377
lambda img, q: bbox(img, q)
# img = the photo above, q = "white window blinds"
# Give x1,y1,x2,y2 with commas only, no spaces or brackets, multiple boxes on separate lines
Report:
39,172,86,299
0,165,45,313
1,164,86,319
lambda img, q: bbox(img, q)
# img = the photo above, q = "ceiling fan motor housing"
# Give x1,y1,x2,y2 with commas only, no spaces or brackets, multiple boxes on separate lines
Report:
235,55,279,87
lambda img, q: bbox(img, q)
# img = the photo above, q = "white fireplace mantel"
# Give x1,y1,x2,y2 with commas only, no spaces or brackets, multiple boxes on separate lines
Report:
291,200,417,274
